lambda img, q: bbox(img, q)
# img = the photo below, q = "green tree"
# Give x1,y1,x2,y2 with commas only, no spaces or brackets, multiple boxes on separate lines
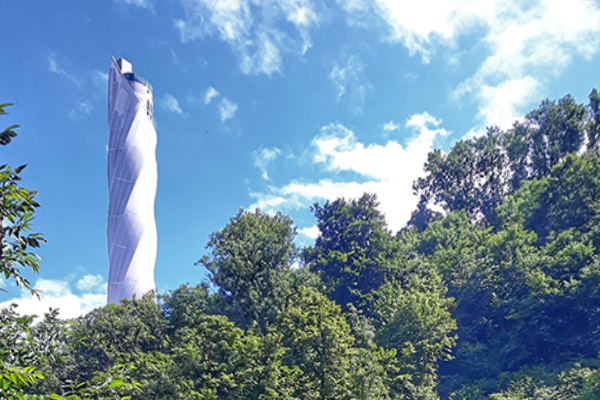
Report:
0,103,45,294
527,153,600,243
587,88,600,151
67,293,167,384
171,314,293,399
304,194,394,311
411,94,590,229
198,209,296,335
373,275,457,398
162,283,211,332
0,305,65,399
526,95,587,177
278,286,359,399
411,129,510,226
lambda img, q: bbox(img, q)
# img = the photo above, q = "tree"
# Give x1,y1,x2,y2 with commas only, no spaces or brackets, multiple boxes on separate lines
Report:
586,88,600,151
0,103,45,294
0,304,65,399
171,314,293,399
373,275,457,398
198,209,296,335
528,153,600,243
411,94,590,230
278,286,368,399
162,283,211,332
304,194,394,311
526,95,587,177
67,293,167,384
411,130,508,226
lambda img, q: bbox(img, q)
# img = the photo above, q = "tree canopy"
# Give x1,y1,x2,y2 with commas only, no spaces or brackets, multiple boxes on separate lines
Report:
3,89,600,399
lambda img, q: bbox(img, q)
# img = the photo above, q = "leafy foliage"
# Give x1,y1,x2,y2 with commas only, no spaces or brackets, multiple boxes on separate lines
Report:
198,209,296,335
374,275,457,397
305,193,394,311
3,90,600,399
411,93,591,226
0,103,45,294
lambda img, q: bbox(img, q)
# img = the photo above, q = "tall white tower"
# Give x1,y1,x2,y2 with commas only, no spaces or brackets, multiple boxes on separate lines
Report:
107,57,157,303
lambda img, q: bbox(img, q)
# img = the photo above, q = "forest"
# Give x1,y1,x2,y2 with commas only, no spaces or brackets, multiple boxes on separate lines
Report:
2,89,600,399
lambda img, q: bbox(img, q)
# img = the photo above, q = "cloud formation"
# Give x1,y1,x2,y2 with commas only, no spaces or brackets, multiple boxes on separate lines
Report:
219,97,238,122
382,120,400,133
253,147,281,180
250,113,449,232
115,0,154,11
162,93,184,114
48,52,81,86
174,0,321,75
341,0,600,131
204,86,220,104
453,0,600,130
0,274,107,320
298,225,319,240
329,55,371,114
69,101,93,121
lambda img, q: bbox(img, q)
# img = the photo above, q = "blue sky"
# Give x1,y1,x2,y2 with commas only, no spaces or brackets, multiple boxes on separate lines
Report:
2,0,600,317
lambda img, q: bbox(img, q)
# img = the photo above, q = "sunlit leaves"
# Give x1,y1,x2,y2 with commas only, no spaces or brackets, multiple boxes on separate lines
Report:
0,103,45,294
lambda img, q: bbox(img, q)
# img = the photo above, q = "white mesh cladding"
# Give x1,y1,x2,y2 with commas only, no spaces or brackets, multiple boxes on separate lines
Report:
107,58,157,304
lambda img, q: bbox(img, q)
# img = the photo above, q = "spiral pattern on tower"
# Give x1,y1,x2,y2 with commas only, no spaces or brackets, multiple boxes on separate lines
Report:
107,57,157,304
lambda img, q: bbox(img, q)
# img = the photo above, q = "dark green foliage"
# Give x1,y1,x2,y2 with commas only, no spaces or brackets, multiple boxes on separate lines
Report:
525,153,600,243
411,128,512,225
588,89,600,151
411,94,591,226
162,283,211,331
278,285,355,398
305,193,394,311
0,103,19,145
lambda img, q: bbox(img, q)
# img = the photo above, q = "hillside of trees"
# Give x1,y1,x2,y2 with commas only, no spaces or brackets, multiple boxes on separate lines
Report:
2,90,600,399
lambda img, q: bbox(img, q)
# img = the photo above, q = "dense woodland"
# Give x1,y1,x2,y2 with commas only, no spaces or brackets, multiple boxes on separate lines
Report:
2,90,600,399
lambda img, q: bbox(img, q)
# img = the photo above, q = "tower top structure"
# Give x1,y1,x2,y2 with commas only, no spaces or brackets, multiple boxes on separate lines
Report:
116,57,132,74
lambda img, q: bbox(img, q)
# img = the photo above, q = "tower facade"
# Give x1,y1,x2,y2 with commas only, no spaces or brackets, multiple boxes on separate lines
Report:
107,57,157,303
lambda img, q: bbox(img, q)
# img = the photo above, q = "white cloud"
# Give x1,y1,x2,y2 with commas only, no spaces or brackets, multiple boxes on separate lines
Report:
239,31,283,75
69,100,93,121
48,52,81,86
76,274,106,293
298,225,319,240
115,0,154,11
330,55,361,100
382,120,400,133
364,1,479,63
253,147,281,180
219,97,238,122
329,55,371,114
459,76,540,135
0,275,107,320
204,86,220,104
453,0,600,130
174,0,321,75
250,113,449,232
162,93,184,115
341,0,600,131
